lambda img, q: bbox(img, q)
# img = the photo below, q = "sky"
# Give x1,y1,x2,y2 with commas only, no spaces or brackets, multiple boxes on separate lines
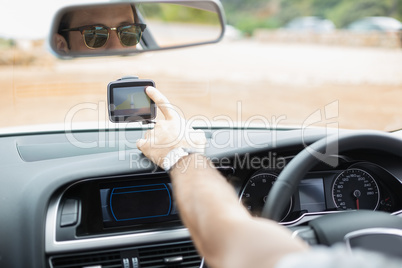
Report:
0,0,108,40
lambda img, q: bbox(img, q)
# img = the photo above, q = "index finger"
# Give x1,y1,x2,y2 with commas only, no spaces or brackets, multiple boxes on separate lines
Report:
146,86,178,120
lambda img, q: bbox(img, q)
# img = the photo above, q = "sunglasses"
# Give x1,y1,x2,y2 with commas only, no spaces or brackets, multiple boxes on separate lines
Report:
62,23,146,49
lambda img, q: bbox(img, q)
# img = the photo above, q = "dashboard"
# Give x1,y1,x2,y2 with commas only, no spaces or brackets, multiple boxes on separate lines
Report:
1,127,402,267
51,153,402,240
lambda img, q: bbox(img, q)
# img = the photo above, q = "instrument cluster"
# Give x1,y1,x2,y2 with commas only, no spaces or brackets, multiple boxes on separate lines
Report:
239,160,402,224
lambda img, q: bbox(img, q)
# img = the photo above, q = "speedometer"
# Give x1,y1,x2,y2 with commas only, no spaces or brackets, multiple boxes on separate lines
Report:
332,168,380,210
240,171,292,221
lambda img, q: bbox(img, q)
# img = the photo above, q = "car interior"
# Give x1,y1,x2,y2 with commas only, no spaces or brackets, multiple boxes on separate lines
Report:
1,0,402,267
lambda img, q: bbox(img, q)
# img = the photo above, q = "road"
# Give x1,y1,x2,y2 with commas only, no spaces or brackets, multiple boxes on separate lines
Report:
1,39,402,131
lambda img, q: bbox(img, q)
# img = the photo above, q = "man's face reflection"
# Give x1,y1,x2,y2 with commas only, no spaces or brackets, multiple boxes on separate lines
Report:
56,5,136,53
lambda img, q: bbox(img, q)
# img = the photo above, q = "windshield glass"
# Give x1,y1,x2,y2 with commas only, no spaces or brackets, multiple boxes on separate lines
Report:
1,0,402,131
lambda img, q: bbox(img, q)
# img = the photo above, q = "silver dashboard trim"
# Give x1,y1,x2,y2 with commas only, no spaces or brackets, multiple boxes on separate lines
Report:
281,211,342,227
285,209,402,227
45,191,191,254
392,209,402,216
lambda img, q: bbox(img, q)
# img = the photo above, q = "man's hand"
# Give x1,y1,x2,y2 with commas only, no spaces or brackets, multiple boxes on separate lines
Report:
136,87,206,168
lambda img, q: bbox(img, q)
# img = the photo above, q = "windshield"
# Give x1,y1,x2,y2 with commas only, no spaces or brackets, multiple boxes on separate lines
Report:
1,0,402,131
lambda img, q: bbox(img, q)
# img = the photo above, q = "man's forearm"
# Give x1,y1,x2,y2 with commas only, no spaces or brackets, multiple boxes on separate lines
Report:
170,153,250,267
170,154,308,268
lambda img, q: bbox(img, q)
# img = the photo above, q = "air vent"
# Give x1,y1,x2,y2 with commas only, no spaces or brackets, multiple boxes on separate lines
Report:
50,250,121,268
49,241,202,268
138,241,202,268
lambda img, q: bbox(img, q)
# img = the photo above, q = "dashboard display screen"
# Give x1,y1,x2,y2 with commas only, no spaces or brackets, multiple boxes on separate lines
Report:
298,178,326,213
100,178,178,228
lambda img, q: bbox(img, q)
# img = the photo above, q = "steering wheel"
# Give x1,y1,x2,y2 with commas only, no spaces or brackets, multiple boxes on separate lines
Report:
261,131,402,251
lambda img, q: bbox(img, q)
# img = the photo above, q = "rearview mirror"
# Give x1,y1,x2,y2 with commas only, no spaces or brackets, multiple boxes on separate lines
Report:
49,0,225,58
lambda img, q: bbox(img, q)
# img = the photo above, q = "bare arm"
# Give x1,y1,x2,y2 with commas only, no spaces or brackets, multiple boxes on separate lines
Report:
170,154,308,268
137,87,308,268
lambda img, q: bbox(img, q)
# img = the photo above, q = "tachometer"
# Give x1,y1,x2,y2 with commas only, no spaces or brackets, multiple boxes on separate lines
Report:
240,172,292,221
332,168,380,210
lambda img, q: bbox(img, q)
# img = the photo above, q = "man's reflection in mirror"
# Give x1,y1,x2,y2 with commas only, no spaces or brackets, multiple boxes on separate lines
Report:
55,4,145,53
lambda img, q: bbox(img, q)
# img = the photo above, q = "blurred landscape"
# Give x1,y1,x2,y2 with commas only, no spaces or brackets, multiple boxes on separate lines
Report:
1,0,402,131
221,0,402,35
